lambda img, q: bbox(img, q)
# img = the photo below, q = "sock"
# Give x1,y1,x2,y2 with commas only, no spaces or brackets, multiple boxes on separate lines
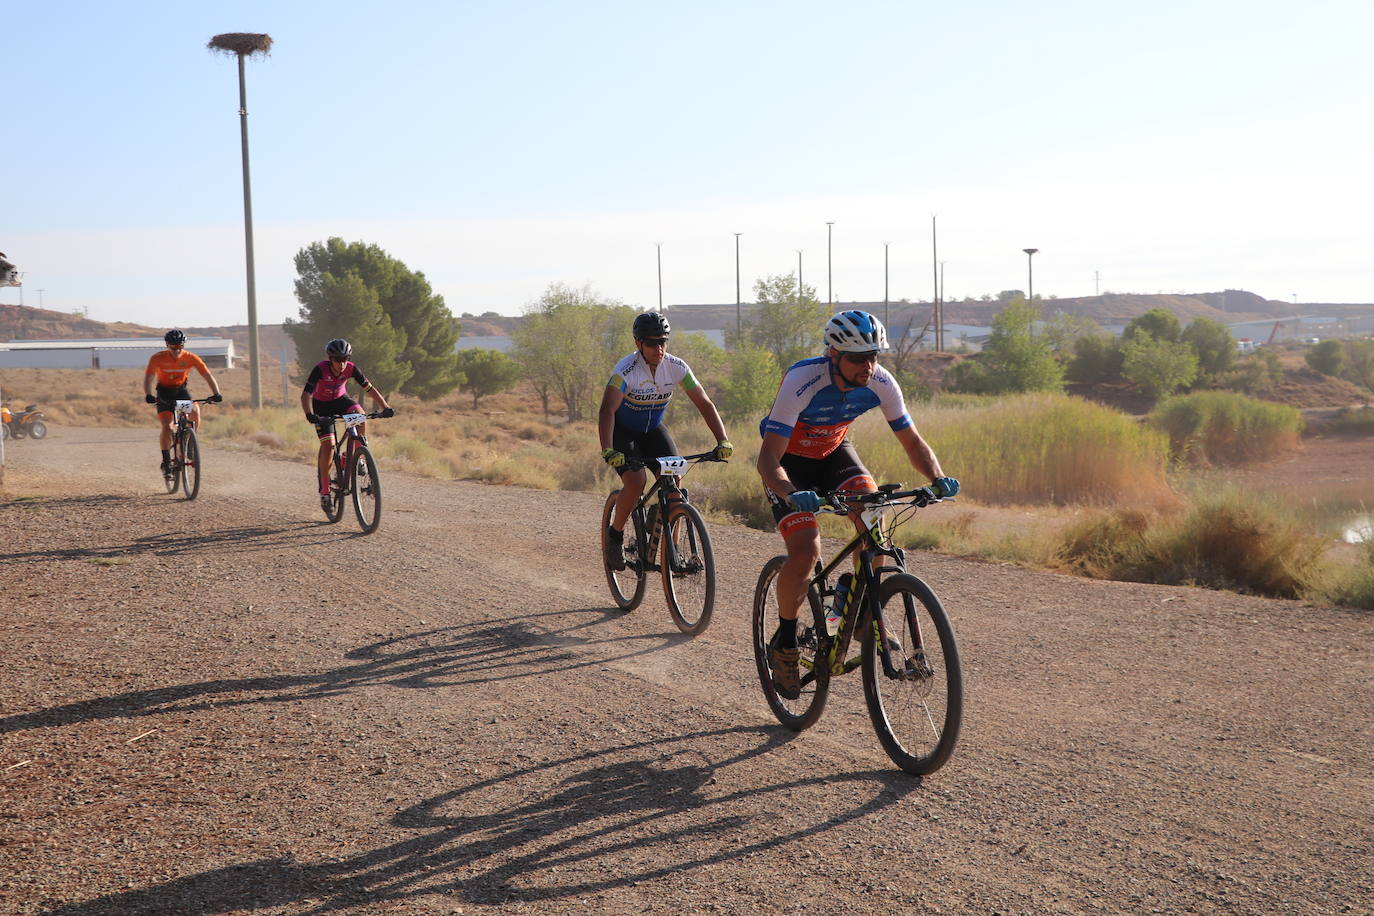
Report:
160,449,170,463
774,618,797,649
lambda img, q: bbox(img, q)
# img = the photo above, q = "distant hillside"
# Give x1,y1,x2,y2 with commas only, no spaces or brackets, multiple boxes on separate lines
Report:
0,304,160,340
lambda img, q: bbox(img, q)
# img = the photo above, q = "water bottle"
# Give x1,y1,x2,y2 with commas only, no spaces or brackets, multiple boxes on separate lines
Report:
825,573,853,636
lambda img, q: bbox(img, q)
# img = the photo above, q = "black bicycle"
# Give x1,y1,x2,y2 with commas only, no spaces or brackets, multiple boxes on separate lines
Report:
321,410,389,534
601,452,725,635
751,484,963,775
162,397,214,500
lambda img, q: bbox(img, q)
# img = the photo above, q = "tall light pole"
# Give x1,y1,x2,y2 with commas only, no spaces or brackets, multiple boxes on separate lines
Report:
825,221,835,307
1023,248,1039,303
656,242,663,311
796,250,803,304
208,32,273,409
734,232,742,342
882,242,890,328
932,215,940,351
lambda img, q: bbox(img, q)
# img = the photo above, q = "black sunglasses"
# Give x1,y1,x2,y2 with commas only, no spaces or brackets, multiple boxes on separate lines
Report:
639,337,668,348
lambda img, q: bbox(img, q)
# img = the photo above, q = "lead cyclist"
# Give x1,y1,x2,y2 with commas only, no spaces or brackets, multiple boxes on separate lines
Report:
755,310,960,699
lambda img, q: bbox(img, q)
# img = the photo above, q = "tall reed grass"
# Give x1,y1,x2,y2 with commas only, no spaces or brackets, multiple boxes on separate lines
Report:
1150,390,1304,466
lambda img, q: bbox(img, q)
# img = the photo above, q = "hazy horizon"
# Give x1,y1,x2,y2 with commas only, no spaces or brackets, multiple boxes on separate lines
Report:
4,1,1370,328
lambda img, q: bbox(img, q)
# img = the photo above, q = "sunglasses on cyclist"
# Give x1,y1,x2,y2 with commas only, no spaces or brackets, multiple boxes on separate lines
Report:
639,337,669,348
840,351,879,364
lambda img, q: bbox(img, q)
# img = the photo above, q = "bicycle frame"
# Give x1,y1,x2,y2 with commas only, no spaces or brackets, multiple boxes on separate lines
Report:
808,487,938,679
621,452,717,574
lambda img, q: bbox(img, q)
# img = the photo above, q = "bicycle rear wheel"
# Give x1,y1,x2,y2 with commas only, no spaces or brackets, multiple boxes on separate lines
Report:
661,501,715,635
601,490,647,611
180,427,201,500
350,444,382,534
861,573,963,775
752,555,830,730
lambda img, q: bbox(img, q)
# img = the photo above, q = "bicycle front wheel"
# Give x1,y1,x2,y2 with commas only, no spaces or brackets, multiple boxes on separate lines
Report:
601,490,647,611
350,444,382,534
752,555,830,731
861,573,963,775
180,427,201,500
661,501,715,635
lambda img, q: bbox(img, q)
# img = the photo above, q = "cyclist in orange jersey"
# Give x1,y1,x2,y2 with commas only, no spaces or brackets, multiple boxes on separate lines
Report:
143,329,223,475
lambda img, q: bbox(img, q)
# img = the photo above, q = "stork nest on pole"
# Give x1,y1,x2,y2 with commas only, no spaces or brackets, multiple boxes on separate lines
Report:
207,33,273,57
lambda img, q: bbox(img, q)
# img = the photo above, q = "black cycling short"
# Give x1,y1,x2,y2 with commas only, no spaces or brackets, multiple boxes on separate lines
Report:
764,440,874,525
312,396,364,439
154,384,191,415
611,423,679,477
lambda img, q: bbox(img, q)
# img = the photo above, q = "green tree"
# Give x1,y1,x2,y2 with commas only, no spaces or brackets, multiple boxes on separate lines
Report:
455,348,523,409
946,297,1063,394
288,238,464,399
745,274,828,368
667,332,726,382
1122,334,1199,402
510,283,634,421
1065,332,1117,385
717,341,781,421
1181,317,1236,384
1220,348,1284,396
287,272,412,394
1123,308,1182,343
1305,339,1346,377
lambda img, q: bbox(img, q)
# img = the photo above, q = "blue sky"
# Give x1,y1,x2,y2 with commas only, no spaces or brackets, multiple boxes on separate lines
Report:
3,0,1371,328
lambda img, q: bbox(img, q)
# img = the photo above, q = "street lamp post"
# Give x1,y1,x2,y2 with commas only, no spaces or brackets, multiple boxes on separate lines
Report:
796,250,803,305
208,32,273,410
826,221,835,307
734,232,742,341
882,242,890,328
1023,248,1039,303
656,242,663,311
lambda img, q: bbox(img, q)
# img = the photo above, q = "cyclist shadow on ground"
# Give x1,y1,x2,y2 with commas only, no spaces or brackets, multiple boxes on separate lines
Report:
44,726,928,915
2,617,699,737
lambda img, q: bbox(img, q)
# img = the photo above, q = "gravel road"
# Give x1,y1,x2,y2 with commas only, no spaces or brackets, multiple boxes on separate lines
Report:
1,427,1370,915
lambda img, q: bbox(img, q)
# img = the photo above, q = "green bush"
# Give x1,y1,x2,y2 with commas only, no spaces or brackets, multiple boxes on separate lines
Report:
1149,390,1303,466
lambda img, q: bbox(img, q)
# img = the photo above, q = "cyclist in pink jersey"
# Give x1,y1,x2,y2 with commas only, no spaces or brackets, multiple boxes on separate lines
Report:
300,338,394,512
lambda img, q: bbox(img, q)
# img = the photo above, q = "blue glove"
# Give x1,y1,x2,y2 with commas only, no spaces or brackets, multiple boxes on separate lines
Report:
788,490,821,513
933,476,960,498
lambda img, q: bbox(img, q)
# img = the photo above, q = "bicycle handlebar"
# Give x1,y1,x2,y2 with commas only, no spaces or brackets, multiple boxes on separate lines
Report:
620,451,727,472
817,484,948,514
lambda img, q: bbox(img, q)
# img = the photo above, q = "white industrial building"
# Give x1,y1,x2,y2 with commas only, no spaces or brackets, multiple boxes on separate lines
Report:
0,337,237,370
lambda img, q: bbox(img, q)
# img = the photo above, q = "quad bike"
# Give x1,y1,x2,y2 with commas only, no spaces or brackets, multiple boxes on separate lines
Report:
6,404,48,440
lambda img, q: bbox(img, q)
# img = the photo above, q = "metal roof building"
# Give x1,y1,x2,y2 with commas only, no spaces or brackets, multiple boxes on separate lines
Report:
0,337,237,370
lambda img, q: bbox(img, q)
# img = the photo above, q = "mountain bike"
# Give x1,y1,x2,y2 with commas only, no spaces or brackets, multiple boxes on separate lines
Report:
600,451,725,635
162,398,213,500
751,484,963,775
321,411,389,534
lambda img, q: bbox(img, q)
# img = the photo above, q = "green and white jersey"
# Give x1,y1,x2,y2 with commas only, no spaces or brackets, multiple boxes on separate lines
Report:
608,351,699,432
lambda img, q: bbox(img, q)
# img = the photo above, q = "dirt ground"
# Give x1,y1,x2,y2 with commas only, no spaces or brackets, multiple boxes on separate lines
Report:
1,428,1370,915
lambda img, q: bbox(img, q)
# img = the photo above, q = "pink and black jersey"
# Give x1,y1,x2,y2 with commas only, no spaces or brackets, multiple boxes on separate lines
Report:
303,360,371,402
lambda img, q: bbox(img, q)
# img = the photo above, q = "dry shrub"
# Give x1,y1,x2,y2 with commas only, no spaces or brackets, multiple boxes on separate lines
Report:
250,431,285,450
1053,509,1152,579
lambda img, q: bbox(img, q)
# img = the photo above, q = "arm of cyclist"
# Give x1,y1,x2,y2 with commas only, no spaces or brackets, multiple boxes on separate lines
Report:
299,390,317,424
756,430,815,510
683,384,732,460
597,385,626,467
893,424,958,497
194,359,223,402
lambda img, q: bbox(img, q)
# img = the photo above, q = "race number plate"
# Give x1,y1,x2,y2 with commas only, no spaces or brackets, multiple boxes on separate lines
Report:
656,456,689,476
342,413,368,428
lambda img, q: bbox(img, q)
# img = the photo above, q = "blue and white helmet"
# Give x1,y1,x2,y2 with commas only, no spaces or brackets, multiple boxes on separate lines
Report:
824,310,890,352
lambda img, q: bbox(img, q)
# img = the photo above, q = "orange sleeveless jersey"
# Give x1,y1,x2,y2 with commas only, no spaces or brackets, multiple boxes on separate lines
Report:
145,350,209,387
